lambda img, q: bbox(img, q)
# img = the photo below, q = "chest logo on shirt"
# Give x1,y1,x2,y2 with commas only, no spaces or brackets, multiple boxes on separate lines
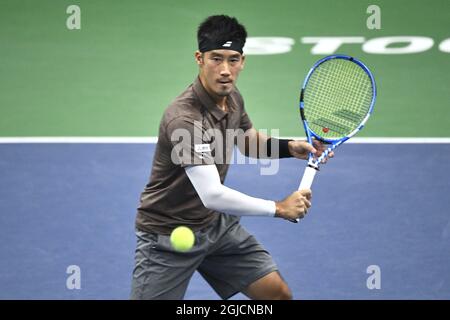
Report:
194,144,212,153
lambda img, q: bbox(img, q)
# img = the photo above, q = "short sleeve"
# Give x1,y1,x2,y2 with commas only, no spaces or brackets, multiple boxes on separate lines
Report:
166,117,215,167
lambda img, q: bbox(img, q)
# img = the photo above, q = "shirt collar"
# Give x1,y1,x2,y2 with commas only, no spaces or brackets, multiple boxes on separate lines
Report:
193,77,236,122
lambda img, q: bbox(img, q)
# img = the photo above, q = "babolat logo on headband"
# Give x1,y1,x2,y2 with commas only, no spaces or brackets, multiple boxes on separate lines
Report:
198,38,245,54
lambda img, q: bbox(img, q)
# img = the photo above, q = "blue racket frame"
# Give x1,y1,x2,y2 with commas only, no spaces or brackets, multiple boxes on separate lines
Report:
299,54,377,168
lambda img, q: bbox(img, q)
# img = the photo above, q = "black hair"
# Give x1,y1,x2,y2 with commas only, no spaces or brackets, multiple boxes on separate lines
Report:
197,15,247,53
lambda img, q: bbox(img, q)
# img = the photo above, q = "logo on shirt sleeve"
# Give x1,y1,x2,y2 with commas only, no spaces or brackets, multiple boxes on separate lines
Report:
194,144,212,153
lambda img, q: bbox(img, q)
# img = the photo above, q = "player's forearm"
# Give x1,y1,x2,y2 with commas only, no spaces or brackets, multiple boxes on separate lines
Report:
236,128,265,158
236,128,273,159
236,129,293,159
185,165,276,217
206,184,276,217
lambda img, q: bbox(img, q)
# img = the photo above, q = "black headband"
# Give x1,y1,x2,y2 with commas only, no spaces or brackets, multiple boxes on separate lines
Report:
198,38,245,54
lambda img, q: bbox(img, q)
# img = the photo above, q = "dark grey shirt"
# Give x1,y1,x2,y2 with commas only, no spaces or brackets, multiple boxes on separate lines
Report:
136,77,253,234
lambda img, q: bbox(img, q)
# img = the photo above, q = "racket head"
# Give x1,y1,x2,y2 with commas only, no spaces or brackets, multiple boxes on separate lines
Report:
299,55,376,146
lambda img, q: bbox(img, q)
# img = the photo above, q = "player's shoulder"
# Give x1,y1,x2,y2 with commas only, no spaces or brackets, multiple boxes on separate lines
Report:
162,85,204,126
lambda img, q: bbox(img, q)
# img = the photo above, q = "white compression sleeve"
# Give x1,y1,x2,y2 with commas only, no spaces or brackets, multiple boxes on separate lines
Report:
185,165,276,217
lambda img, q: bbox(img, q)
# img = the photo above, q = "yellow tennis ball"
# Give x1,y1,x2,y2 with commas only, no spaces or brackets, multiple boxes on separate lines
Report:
170,226,195,252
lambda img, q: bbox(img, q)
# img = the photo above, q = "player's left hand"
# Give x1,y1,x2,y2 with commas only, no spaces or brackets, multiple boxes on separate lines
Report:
288,139,334,163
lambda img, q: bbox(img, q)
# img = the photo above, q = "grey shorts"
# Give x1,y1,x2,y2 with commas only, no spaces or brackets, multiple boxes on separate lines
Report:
130,214,278,300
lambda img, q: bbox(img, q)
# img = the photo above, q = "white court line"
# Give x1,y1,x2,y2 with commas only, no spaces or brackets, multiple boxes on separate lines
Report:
0,137,450,144
285,137,450,144
0,137,159,144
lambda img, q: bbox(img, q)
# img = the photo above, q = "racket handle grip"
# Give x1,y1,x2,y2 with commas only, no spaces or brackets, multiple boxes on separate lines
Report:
290,166,318,223
298,165,317,190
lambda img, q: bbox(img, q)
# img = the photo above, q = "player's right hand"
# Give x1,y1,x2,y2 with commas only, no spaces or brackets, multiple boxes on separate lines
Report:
275,189,312,221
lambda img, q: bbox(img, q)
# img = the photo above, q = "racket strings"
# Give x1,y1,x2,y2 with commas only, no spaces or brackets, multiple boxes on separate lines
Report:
303,59,373,138
314,62,371,121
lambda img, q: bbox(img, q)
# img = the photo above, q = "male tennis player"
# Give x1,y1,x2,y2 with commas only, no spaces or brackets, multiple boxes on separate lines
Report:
131,15,332,300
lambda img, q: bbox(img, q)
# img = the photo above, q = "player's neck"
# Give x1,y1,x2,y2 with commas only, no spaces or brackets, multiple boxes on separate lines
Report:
216,98,228,112
198,75,228,111
206,89,228,111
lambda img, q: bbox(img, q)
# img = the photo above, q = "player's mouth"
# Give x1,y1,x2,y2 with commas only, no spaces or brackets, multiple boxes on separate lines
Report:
218,79,232,85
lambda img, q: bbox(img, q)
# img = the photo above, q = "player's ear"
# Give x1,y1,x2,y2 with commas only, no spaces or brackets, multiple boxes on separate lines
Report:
240,54,246,70
195,51,204,66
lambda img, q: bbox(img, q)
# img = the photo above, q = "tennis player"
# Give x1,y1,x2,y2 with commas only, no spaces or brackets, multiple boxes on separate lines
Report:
131,15,332,300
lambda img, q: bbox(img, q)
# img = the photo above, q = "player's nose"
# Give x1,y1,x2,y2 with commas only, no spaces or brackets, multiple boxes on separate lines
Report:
220,70,231,78
220,62,231,76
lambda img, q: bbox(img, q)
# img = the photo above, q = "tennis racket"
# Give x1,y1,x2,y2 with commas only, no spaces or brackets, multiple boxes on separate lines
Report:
293,55,376,222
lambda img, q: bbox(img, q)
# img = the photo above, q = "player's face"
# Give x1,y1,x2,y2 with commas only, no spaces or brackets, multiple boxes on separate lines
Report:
196,50,245,98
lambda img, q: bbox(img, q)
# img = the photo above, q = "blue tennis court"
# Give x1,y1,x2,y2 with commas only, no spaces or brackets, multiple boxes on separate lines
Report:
1,0,449,301
1,143,449,299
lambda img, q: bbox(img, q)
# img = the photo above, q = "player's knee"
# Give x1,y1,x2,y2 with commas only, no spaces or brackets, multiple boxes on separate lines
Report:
276,283,293,300
268,281,292,300
245,272,293,300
